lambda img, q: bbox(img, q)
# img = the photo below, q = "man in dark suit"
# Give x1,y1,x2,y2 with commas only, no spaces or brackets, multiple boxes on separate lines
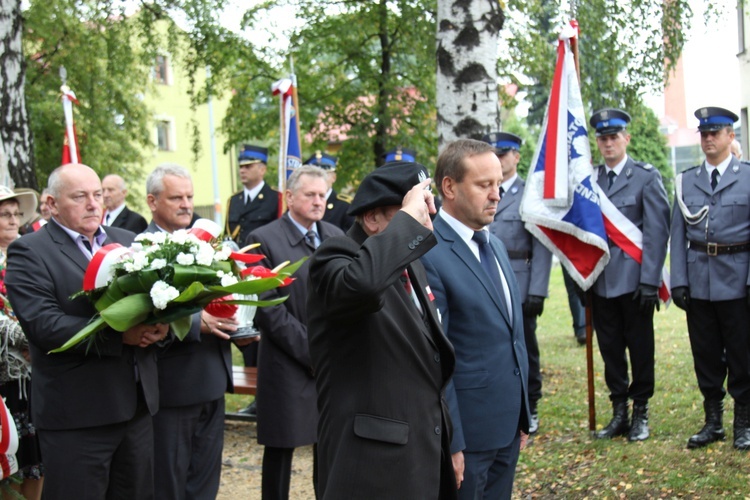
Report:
421,139,530,500
5,163,168,499
303,151,354,231
144,164,249,498
225,144,279,245
246,165,343,499
486,132,552,436
671,107,750,451
588,108,670,442
102,174,148,233
308,162,457,499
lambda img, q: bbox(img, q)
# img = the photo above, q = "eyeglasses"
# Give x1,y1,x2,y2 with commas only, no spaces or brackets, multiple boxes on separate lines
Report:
0,212,23,220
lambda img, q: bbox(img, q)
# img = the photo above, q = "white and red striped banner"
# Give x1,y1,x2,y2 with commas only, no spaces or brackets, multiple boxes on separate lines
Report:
61,85,80,165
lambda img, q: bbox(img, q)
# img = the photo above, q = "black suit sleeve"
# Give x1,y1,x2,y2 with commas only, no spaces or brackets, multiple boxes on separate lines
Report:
5,237,124,356
309,212,436,318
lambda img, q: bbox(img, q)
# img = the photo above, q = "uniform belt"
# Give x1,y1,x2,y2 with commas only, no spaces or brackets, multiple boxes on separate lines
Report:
688,240,750,256
506,250,531,260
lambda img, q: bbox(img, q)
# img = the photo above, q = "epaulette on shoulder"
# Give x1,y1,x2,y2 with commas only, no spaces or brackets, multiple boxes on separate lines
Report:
682,164,701,173
633,161,654,170
231,189,244,197
336,193,353,203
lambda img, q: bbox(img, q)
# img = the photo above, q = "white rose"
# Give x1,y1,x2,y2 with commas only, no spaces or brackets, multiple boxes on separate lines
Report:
176,252,195,266
220,274,239,287
131,251,150,271
151,258,167,270
195,242,215,266
150,280,180,310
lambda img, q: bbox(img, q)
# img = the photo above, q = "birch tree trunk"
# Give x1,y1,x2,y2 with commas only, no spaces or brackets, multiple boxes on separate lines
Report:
0,0,37,189
436,0,504,150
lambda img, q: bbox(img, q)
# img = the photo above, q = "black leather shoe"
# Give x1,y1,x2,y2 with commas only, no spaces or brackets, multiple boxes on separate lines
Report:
734,403,750,451
687,400,725,449
238,400,257,417
575,329,586,345
595,401,629,439
628,402,649,442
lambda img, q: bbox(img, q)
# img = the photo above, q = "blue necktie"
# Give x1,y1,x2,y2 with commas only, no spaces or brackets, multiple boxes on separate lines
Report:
471,231,508,315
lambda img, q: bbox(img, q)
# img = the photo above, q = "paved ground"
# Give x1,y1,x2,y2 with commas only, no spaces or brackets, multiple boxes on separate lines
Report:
218,421,316,499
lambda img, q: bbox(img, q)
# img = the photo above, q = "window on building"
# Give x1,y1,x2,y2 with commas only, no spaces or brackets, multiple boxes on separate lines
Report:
156,120,172,151
154,55,169,84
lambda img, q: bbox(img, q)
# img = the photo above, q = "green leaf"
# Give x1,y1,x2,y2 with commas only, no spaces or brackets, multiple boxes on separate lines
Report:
172,264,221,287
94,279,127,312
169,314,195,341
116,273,149,294
207,276,286,296
276,257,307,277
170,281,208,303
149,304,203,325
221,297,288,307
100,293,152,332
49,316,108,353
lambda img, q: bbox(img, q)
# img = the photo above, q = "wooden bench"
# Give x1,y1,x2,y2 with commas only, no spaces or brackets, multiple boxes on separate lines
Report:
226,366,258,422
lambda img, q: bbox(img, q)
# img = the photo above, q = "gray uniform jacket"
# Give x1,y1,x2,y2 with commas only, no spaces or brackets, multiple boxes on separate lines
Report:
593,157,670,298
489,176,552,301
670,156,750,301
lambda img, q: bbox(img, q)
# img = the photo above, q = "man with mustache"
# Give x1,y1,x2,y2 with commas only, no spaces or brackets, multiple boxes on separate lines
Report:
671,107,750,451
144,164,247,498
421,139,530,499
588,108,670,443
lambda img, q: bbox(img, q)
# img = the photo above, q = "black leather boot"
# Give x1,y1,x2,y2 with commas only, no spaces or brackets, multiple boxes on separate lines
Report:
687,400,725,449
595,401,629,439
628,402,649,441
733,403,750,451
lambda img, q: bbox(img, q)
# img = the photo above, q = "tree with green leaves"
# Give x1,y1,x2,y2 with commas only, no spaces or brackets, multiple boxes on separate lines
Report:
224,0,439,187
3,0,250,190
499,0,685,184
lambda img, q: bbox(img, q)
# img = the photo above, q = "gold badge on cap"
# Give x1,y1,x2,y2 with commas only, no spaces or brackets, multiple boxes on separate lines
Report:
700,108,709,118
601,110,609,120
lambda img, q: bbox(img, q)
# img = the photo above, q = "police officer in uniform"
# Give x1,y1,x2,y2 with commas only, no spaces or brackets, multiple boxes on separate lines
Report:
225,144,279,245
485,132,551,435
589,108,670,442
671,107,750,451
304,151,354,232
382,147,417,164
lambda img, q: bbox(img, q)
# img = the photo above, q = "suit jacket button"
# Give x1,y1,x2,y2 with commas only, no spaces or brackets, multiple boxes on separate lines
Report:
433,353,440,363
408,243,415,250
514,368,520,376
434,426,441,435
416,235,424,242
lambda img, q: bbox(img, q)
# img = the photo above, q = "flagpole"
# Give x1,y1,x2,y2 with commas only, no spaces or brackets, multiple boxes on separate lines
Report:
277,82,286,217
567,2,597,433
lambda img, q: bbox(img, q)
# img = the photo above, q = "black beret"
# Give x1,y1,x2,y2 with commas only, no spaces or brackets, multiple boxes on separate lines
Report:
348,161,430,216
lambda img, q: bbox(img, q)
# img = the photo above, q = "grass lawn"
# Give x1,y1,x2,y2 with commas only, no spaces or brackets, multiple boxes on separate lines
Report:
515,265,750,498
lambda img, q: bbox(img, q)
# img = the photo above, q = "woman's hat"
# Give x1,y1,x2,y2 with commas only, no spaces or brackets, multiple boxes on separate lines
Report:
0,186,38,225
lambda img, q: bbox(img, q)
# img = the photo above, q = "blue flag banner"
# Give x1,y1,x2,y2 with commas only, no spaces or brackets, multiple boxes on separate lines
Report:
520,22,610,290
